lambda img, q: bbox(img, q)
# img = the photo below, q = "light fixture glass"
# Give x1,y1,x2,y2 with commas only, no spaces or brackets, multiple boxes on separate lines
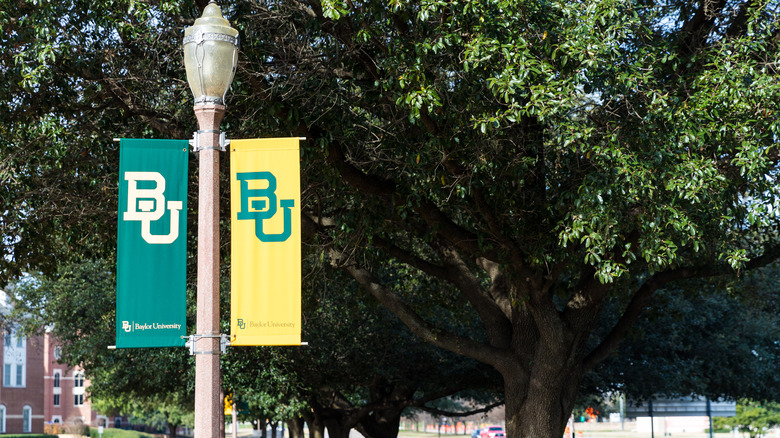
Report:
183,1,239,106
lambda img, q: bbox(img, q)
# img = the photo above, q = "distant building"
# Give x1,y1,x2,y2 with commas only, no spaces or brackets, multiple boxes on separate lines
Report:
0,328,103,433
42,333,103,428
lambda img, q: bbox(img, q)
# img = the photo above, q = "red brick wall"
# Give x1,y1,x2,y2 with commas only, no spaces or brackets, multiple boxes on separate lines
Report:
0,333,45,433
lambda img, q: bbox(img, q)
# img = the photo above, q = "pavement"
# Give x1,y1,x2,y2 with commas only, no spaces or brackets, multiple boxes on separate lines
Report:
234,426,758,438
396,431,745,438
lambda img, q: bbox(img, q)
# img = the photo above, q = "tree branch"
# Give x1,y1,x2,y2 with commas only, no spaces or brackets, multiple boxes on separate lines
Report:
679,0,728,56
725,0,755,38
324,138,498,260
335,251,507,367
374,237,449,279
418,400,505,418
326,141,396,196
583,243,780,371
434,244,512,349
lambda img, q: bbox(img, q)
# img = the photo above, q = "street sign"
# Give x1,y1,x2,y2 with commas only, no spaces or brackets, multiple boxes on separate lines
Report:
624,397,736,418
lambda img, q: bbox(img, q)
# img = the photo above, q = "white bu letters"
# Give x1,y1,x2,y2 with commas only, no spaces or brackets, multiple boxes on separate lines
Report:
124,171,182,244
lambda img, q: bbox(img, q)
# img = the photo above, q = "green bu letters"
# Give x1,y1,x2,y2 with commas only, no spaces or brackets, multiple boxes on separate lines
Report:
116,139,188,348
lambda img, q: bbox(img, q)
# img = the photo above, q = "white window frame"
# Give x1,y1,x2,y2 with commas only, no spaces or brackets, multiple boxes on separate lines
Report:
3,330,25,388
22,405,31,433
0,405,6,433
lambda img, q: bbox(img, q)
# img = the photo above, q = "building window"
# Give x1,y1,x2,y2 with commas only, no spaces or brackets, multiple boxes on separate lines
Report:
74,394,84,406
3,330,25,387
74,372,84,387
22,406,31,433
0,405,5,433
54,371,61,388
54,394,60,406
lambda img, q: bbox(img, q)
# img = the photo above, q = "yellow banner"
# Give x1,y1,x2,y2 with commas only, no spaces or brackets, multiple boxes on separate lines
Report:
230,138,301,346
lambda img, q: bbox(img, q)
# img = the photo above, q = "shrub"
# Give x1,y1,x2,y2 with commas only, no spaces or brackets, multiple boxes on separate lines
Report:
44,423,66,435
2,435,57,438
65,424,90,436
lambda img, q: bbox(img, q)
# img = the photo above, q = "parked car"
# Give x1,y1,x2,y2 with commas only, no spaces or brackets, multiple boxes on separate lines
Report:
480,426,505,438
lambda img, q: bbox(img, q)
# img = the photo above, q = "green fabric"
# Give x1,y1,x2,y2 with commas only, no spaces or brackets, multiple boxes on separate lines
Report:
116,139,188,348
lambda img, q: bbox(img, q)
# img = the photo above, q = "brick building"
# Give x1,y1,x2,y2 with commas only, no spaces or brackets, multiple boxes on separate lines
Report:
0,328,103,433
41,333,102,428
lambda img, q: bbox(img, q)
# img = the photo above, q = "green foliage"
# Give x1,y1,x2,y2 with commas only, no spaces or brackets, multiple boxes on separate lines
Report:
91,393,194,431
585,262,780,401
715,399,780,438
7,261,194,429
222,263,500,430
4,0,780,436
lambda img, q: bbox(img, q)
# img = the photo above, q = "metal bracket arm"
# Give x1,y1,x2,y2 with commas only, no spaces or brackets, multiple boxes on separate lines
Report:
190,130,230,152
183,334,231,355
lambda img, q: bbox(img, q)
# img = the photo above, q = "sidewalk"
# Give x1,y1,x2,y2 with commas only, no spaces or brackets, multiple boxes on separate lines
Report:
397,431,739,438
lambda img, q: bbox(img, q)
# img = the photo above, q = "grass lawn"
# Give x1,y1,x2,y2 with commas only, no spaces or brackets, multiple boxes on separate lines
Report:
90,428,157,438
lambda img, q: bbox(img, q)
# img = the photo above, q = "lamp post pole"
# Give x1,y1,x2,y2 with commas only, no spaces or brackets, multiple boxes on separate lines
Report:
194,105,224,438
183,3,239,438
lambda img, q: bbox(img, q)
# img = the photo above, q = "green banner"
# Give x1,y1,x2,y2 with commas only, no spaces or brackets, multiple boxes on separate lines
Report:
116,139,188,348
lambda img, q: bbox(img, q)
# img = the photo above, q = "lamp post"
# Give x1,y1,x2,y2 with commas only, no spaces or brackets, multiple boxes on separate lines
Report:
183,3,239,438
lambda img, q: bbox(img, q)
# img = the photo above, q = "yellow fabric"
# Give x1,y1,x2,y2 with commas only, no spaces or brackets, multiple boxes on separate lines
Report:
230,138,301,346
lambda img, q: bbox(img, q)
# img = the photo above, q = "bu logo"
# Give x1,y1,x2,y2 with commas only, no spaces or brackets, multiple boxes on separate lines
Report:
123,171,183,244
236,171,294,242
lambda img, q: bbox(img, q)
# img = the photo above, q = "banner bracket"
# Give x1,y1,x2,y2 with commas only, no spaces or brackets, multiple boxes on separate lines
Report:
190,131,229,152
183,334,231,355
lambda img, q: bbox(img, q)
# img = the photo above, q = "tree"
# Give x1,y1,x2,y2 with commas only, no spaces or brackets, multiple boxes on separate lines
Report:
285,2,780,437
222,265,502,438
91,393,194,438
715,400,780,438
583,263,780,402
6,261,195,436
3,1,780,438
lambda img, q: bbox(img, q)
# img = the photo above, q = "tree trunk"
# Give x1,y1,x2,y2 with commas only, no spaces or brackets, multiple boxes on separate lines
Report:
302,410,326,438
260,420,268,438
166,422,178,438
507,378,576,437
287,417,305,438
501,346,584,438
324,418,351,438
357,409,402,438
